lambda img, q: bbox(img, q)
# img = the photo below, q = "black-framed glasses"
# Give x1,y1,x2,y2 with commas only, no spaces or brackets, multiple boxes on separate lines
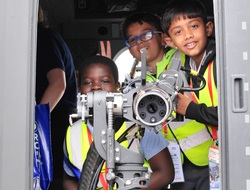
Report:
125,30,162,48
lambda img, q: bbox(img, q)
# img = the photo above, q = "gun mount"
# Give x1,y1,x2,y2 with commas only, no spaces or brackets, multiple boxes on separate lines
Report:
70,49,205,190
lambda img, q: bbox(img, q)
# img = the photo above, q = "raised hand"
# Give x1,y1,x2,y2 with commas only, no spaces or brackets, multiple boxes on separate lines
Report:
98,40,112,59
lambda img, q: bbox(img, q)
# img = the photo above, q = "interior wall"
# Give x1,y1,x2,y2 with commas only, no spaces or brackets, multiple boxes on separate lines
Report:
61,18,126,69
39,0,214,74
40,0,126,71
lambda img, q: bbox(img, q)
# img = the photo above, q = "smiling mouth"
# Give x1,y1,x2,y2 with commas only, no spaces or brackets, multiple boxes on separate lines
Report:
185,42,196,49
139,46,149,52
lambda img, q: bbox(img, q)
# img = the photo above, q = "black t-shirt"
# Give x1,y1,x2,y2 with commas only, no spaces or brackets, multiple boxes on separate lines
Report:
36,25,77,108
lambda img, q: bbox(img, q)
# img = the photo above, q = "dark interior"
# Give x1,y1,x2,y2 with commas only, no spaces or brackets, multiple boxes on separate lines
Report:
40,0,214,70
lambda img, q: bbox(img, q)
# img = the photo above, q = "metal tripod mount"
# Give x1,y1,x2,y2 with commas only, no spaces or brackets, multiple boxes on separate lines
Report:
73,48,191,189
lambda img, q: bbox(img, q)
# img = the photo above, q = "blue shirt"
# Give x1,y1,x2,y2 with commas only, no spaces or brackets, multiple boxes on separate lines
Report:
140,127,169,160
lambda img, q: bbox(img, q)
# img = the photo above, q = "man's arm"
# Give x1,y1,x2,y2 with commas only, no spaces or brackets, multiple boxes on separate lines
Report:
39,68,66,112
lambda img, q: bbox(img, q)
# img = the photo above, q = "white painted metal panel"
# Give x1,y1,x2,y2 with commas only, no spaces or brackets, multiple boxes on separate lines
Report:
214,0,250,189
0,0,38,189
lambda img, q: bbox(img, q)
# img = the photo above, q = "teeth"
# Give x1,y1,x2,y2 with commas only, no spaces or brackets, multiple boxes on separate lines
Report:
187,42,194,48
140,48,147,53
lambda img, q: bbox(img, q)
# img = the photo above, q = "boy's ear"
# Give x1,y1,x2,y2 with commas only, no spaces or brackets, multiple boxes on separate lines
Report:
161,33,167,47
163,33,176,48
206,21,214,37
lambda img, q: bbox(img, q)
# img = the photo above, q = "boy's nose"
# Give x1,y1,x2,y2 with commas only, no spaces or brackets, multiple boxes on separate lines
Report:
137,37,145,45
185,32,194,40
92,86,101,91
91,82,101,91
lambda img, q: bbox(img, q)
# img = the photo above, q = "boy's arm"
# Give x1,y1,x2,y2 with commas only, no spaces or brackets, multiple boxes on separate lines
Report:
63,171,78,190
177,93,218,126
98,40,112,58
185,101,218,127
142,148,174,190
140,129,175,189
63,140,79,190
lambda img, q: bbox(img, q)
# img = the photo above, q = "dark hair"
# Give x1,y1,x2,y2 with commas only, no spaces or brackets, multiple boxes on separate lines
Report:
161,0,207,35
121,12,163,39
38,4,49,28
78,55,119,86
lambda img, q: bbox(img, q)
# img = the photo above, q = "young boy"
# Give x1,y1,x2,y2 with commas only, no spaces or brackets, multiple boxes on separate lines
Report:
161,0,218,189
62,55,174,190
100,12,176,82
122,12,166,76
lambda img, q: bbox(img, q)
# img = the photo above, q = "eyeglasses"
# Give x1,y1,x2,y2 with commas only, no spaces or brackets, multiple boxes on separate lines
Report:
125,30,162,48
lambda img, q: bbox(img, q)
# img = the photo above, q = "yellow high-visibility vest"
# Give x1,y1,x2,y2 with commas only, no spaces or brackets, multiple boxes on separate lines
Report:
65,120,128,189
167,58,218,166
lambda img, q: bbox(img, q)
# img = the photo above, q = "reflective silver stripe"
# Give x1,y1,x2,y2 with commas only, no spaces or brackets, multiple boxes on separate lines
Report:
179,128,212,152
68,121,104,188
168,118,192,130
69,120,84,171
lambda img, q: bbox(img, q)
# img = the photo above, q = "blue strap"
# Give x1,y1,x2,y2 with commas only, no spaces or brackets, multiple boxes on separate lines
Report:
64,156,81,179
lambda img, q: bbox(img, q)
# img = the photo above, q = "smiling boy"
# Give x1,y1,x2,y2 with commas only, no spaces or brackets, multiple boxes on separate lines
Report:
161,0,218,189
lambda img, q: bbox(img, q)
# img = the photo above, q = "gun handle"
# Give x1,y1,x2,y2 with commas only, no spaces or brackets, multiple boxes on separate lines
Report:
175,112,184,121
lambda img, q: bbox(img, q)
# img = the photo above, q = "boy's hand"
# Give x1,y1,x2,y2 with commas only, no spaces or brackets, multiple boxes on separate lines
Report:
176,92,192,116
98,40,111,59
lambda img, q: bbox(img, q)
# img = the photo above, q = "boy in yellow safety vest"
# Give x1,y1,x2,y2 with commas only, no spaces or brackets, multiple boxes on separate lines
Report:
100,12,176,82
63,55,174,190
161,0,218,189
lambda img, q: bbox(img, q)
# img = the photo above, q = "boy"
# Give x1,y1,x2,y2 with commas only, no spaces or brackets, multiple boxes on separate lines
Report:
122,12,166,76
63,55,174,190
101,12,176,81
161,0,218,189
